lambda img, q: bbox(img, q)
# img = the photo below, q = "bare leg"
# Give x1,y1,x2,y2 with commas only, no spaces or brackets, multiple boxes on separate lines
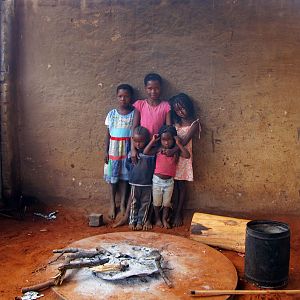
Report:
119,180,128,216
170,180,179,222
108,183,117,220
153,206,163,227
173,181,186,227
162,207,171,229
112,194,132,228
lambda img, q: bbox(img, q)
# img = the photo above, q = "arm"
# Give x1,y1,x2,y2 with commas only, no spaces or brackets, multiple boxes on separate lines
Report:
181,119,201,146
175,136,190,159
132,108,140,132
143,134,160,155
104,128,110,163
166,110,172,126
130,109,141,164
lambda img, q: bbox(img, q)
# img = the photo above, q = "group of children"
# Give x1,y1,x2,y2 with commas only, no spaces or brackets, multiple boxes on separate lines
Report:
103,73,201,230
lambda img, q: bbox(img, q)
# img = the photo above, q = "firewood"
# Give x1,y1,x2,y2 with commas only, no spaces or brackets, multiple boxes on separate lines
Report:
91,263,127,273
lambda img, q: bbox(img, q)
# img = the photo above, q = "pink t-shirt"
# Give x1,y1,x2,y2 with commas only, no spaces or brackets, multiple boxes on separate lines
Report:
133,99,170,136
154,152,177,177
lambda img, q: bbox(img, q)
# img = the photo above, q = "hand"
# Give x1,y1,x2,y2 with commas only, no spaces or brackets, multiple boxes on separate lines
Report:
191,118,199,125
174,152,179,164
131,148,138,165
104,153,109,164
162,147,177,157
192,118,201,130
152,134,160,143
174,136,182,146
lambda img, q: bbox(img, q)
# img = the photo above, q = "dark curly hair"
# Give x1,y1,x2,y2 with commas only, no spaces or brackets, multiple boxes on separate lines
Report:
158,125,177,137
169,93,195,124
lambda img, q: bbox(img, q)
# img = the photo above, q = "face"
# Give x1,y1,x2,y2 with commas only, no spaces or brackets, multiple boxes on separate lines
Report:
174,102,188,119
145,80,161,101
117,89,131,108
160,132,175,149
132,134,147,150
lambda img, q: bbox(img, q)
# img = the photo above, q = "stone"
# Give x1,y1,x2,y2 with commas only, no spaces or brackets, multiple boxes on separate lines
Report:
88,213,103,227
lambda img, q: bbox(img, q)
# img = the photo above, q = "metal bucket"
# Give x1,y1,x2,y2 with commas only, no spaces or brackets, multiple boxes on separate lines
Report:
244,220,290,288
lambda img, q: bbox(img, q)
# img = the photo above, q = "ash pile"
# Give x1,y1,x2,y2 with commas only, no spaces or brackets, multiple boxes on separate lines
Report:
57,243,173,288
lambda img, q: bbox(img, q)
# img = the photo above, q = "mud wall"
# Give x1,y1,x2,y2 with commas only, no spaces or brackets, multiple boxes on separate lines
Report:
14,0,300,214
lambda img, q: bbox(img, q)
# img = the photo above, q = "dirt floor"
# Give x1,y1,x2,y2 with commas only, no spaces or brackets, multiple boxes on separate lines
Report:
1,205,299,300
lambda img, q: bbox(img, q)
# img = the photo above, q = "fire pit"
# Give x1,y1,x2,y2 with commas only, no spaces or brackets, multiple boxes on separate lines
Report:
46,232,237,299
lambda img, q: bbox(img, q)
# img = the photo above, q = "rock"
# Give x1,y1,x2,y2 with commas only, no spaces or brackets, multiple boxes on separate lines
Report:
88,213,103,227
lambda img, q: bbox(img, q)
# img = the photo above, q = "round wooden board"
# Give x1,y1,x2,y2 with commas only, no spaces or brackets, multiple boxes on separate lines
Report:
48,232,237,300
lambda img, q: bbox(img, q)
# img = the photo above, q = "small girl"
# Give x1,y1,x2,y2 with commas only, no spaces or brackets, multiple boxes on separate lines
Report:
127,126,155,231
144,125,190,229
169,93,201,227
104,84,135,220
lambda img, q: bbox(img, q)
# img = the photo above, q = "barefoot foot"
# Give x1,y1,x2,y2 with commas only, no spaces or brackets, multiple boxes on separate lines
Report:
172,215,183,227
112,216,128,228
163,219,171,229
129,223,136,230
143,220,153,231
155,220,163,228
108,205,116,220
135,224,143,231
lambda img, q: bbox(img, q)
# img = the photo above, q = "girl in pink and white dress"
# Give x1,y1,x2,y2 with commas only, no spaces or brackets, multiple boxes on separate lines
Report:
169,93,201,227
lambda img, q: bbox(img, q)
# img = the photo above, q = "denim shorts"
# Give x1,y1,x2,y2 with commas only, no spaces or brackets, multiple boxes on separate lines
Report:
152,174,174,208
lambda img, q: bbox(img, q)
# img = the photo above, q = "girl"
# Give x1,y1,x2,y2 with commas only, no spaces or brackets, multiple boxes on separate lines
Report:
144,125,190,229
104,84,135,220
127,126,155,231
169,93,201,227
132,73,172,139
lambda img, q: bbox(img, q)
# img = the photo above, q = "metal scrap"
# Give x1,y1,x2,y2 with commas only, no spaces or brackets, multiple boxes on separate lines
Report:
15,291,44,300
33,211,57,220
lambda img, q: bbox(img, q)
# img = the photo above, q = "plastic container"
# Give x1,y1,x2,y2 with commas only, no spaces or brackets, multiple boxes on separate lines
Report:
244,220,290,288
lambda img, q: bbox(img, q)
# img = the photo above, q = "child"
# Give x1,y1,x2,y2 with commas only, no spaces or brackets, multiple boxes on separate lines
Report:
113,73,171,227
132,73,171,139
144,125,190,229
127,126,155,231
169,93,201,227
104,84,135,220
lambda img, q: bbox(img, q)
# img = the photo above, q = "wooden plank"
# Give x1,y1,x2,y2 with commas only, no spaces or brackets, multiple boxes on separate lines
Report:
190,289,300,296
190,213,250,253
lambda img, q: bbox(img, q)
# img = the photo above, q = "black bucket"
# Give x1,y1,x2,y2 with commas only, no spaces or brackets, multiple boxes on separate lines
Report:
244,220,290,288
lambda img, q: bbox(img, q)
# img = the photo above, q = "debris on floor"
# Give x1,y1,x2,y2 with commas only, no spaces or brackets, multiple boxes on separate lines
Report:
33,211,58,220
15,291,44,300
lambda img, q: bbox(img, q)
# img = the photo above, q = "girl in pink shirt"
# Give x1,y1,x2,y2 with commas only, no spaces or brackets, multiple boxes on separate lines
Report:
132,72,171,139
